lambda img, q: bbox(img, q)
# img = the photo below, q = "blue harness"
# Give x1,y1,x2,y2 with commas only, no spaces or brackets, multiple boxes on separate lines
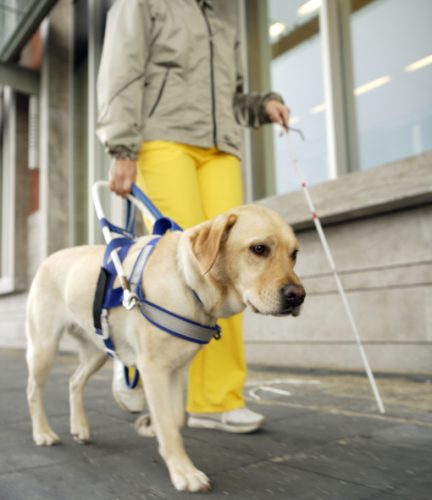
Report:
92,185,221,388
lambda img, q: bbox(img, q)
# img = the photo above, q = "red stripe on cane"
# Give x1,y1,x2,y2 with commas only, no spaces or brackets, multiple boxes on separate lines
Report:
312,212,318,220
301,182,307,188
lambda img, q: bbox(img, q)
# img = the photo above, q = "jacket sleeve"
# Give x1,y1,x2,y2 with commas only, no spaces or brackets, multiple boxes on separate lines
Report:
233,37,284,129
96,0,153,159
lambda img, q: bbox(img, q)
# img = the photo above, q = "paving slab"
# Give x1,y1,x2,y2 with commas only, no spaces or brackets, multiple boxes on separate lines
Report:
0,349,431,500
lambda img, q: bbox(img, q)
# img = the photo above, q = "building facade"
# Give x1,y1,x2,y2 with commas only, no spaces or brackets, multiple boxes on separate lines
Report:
0,0,431,373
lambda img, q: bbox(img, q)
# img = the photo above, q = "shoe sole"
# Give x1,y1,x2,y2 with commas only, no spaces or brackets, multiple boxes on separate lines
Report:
188,417,264,434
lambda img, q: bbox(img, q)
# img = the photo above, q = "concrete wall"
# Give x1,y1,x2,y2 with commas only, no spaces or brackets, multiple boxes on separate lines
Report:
245,152,432,374
1,146,431,374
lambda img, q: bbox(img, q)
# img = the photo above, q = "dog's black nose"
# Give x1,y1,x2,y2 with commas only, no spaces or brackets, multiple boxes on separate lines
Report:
281,284,306,309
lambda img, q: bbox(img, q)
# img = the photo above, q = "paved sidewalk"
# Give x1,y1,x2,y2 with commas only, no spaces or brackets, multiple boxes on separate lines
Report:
0,349,431,500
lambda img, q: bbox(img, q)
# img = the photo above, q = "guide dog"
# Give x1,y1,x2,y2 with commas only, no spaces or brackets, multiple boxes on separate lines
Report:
26,204,305,492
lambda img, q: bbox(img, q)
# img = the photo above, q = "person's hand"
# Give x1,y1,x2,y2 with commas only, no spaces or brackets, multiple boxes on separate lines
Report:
108,158,137,197
265,100,290,132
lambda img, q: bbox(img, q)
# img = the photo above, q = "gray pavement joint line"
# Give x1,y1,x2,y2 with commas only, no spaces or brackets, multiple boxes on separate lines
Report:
211,453,389,495
267,461,395,495
266,411,320,424
0,457,73,477
244,397,432,428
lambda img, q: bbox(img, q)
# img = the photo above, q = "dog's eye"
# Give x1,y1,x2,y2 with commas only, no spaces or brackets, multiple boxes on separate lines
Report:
291,250,298,261
250,244,270,257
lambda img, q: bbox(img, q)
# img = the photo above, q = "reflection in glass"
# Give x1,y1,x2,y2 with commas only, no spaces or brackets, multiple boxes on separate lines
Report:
269,0,328,194
351,0,432,169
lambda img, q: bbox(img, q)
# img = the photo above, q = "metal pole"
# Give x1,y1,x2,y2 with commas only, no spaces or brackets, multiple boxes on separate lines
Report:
285,132,385,414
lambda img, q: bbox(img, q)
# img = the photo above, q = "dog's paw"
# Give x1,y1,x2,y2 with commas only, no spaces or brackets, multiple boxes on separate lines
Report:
171,467,211,493
134,414,156,438
33,428,60,446
71,424,91,444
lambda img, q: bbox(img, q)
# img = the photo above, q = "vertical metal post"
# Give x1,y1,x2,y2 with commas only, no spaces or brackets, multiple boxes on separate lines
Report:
39,0,73,257
238,0,253,204
0,88,16,288
87,0,107,244
320,0,358,177
0,88,29,292
245,0,276,199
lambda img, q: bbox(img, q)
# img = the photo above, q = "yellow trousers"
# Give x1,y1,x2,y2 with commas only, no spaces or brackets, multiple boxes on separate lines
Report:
136,141,246,413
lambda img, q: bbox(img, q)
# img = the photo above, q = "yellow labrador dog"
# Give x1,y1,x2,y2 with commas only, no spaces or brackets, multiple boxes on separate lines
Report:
26,204,305,493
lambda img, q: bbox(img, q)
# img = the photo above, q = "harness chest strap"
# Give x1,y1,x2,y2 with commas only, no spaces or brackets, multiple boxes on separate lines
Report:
130,237,221,345
93,235,221,363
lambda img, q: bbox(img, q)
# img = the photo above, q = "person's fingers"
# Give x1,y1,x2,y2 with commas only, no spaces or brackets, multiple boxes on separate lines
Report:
275,109,286,129
266,101,291,131
120,178,133,198
282,106,290,129
108,158,136,197
273,105,289,130
269,108,281,124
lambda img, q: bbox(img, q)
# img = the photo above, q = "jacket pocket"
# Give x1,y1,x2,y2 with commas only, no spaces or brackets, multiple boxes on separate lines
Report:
147,67,170,118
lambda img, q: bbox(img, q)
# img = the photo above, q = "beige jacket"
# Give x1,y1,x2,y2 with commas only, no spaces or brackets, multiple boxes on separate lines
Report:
96,0,283,159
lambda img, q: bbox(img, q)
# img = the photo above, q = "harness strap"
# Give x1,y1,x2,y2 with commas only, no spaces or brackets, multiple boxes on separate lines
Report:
129,236,161,293
130,184,165,221
94,309,116,358
128,235,220,345
100,218,134,239
139,299,220,344
125,200,136,235
93,267,109,332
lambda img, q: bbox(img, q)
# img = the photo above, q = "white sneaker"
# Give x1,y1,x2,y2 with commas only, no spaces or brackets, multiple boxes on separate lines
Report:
188,408,265,433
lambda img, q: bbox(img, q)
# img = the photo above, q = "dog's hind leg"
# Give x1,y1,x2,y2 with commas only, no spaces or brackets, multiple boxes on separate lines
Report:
26,316,62,446
69,335,107,444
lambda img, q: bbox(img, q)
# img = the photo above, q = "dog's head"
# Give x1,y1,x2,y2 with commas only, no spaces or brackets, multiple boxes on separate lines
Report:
185,205,305,317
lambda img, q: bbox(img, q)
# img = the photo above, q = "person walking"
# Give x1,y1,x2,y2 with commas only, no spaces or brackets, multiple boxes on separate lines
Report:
97,0,290,433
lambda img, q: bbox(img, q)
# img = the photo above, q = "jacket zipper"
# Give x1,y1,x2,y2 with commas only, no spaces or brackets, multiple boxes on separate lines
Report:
148,67,170,118
201,7,217,147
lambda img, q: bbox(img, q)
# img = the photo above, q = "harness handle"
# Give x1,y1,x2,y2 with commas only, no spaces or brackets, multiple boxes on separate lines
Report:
92,182,135,301
92,181,157,310
91,181,182,311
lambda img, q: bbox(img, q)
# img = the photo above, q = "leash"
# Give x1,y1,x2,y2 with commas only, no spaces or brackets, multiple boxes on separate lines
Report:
91,182,221,387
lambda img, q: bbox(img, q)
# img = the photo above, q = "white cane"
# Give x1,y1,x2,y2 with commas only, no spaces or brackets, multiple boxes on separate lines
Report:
283,129,385,414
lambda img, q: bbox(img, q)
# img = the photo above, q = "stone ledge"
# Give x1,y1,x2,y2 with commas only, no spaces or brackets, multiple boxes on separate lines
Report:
245,343,432,374
258,151,432,229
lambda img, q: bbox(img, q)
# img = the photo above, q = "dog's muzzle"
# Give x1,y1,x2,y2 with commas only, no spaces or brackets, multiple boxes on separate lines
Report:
279,283,306,315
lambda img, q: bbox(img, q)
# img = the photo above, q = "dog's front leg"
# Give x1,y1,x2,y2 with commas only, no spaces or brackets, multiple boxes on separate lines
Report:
171,366,187,430
137,363,210,493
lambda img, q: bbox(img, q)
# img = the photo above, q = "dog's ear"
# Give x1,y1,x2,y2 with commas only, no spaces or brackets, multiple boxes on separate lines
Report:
189,213,238,275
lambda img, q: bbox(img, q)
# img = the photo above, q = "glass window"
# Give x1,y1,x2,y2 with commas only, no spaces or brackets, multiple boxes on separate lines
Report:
351,0,432,170
268,0,329,194
0,89,3,273
0,0,57,61
0,1,27,54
